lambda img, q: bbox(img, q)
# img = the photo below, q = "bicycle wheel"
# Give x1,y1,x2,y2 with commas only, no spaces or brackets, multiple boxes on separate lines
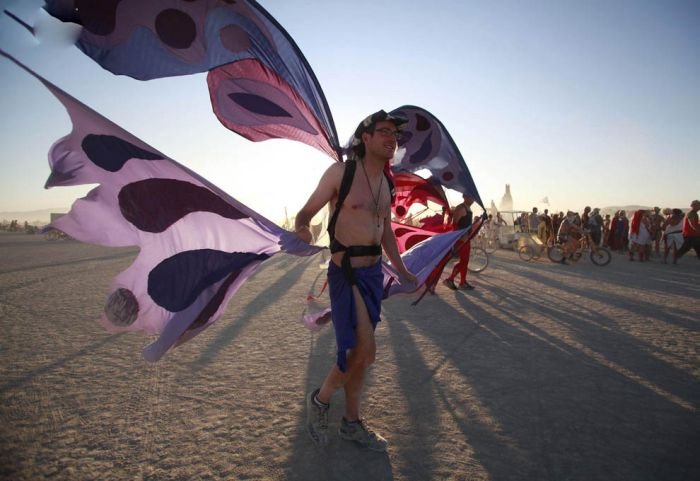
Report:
518,245,534,261
589,247,612,266
548,245,565,263
484,237,499,254
468,246,489,273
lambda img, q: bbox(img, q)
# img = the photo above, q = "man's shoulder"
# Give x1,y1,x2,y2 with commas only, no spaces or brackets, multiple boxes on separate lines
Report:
327,161,346,174
322,161,346,182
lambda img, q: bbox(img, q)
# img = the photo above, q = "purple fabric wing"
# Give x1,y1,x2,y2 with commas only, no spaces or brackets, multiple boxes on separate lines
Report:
388,105,484,209
382,228,468,297
44,0,340,159
2,49,321,361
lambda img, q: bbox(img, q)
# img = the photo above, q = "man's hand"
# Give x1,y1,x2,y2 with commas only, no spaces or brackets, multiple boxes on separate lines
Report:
401,270,419,285
296,224,312,244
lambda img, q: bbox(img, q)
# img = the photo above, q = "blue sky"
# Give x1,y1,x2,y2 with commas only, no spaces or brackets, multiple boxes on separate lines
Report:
1,0,698,222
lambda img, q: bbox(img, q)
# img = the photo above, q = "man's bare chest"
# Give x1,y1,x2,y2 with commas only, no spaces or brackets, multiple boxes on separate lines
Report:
342,178,390,215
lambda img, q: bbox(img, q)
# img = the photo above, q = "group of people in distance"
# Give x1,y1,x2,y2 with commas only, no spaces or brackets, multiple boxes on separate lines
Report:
486,201,700,265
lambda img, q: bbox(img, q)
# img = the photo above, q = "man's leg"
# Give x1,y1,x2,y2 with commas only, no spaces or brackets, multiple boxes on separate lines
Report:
443,241,466,289
448,262,460,281
342,286,376,421
459,242,471,285
316,286,375,406
655,235,661,255
444,256,465,288
335,287,388,451
308,285,376,447
674,238,692,261
692,238,700,258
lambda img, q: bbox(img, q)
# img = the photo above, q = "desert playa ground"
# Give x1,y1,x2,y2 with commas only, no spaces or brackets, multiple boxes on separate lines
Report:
0,232,698,481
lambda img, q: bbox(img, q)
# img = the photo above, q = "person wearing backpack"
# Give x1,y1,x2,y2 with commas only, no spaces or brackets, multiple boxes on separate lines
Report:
295,110,417,452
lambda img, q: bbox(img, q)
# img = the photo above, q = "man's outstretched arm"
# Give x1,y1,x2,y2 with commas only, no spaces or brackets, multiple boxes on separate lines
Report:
381,215,418,285
295,163,342,243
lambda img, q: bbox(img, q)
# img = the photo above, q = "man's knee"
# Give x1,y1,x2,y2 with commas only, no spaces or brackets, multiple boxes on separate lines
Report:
349,344,376,370
358,352,376,370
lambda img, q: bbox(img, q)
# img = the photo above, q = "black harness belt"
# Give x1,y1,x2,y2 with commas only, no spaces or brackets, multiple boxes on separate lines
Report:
330,239,382,285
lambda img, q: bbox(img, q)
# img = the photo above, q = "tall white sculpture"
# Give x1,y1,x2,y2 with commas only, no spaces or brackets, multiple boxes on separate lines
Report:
500,184,513,211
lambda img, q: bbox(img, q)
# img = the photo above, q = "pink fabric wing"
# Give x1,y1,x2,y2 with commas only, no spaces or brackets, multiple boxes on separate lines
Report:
392,221,453,254
44,0,341,160
392,171,449,220
207,59,338,159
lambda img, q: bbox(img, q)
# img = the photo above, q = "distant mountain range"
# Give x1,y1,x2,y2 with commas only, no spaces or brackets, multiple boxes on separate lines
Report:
0,208,68,225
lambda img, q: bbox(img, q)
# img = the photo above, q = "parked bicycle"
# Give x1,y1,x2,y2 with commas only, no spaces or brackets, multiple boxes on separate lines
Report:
468,245,489,272
517,233,549,262
548,229,612,266
473,229,499,254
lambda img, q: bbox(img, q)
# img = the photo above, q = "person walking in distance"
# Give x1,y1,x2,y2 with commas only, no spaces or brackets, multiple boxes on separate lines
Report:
649,207,665,256
662,208,684,264
442,194,476,290
674,200,700,263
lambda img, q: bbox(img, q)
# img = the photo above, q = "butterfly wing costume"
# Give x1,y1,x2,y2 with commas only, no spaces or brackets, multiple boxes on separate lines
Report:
1,1,486,360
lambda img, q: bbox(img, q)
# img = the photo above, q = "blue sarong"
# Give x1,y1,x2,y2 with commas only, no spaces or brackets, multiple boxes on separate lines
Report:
327,260,383,372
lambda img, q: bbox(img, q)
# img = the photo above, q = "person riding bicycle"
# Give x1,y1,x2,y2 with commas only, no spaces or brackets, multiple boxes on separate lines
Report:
557,211,584,263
